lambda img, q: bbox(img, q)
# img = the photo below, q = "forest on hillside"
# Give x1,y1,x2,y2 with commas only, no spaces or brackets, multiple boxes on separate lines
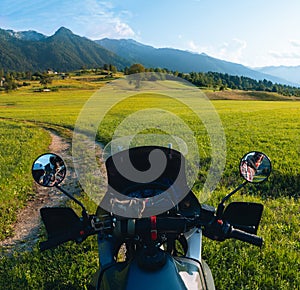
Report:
1,64,300,97
129,66,300,97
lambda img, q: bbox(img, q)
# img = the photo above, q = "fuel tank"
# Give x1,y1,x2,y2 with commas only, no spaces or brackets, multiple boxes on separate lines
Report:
97,253,208,290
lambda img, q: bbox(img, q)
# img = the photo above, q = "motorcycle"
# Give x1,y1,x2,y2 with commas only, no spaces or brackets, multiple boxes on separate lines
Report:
32,147,271,290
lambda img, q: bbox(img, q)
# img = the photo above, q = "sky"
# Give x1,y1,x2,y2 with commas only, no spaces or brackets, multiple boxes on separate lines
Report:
1,0,300,67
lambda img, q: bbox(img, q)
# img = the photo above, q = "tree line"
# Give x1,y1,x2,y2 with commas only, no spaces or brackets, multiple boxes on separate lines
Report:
0,69,52,91
123,64,300,97
0,64,118,92
1,64,300,97
178,71,300,97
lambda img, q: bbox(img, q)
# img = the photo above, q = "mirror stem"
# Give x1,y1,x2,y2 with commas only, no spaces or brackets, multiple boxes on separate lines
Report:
221,181,248,204
55,184,88,217
216,181,248,218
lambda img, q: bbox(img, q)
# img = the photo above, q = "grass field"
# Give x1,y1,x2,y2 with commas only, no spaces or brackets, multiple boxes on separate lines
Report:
0,75,299,289
0,119,50,240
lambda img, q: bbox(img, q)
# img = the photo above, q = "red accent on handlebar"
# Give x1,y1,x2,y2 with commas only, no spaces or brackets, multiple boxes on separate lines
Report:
150,216,157,241
217,219,223,225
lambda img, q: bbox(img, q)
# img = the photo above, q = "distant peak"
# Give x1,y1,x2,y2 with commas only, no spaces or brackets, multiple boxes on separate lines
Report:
54,27,73,35
2,28,46,41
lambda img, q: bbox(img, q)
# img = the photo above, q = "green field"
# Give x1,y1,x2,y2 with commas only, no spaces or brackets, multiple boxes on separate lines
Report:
0,76,299,289
0,119,50,239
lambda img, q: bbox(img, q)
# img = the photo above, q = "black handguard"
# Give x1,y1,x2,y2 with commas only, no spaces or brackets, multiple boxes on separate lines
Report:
39,207,95,251
39,221,91,251
40,233,75,251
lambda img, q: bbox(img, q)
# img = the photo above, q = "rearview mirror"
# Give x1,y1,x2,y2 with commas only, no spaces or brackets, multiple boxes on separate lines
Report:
239,151,271,183
32,153,66,187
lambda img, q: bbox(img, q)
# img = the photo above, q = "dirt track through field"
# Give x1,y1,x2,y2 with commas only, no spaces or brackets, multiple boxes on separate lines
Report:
0,130,78,252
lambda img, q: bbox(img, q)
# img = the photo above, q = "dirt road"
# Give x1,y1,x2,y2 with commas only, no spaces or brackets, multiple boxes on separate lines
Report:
0,130,77,252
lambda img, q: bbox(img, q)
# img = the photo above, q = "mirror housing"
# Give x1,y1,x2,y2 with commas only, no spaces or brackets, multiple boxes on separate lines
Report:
216,151,271,218
32,153,89,218
32,153,66,187
239,151,271,183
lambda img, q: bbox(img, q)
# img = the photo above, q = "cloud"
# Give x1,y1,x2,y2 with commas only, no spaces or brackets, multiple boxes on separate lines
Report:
186,38,247,64
73,0,136,39
268,40,300,64
269,50,300,60
0,0,136,39
290,40,300,48
217,39,247,63
188,40,198,51
115,21,135,37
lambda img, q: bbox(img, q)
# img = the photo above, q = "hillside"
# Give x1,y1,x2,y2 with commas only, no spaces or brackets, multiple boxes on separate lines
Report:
96,38,294,85
0,26,298,86
0,27,128,71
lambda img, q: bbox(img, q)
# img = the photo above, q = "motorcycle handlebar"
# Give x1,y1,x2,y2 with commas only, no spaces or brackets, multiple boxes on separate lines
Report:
39,214,263,250
138,216,193,233
115,216,194,237
119,216,263,248
229,227,263,247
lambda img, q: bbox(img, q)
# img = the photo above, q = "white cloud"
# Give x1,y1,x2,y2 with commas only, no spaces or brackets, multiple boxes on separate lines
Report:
188,40,198,51
290,40,300,48
0,0,136,39
185,38,247,64
59,0,136,39
268,40,300,66
217,39,247,63
269,50,300,60
115,21,135,37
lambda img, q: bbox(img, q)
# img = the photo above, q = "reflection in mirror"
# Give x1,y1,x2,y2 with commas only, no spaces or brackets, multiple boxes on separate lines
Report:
32,153,66,187
239,151,271,183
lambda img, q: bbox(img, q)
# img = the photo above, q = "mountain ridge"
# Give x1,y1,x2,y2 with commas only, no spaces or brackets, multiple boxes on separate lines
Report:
96,38,297,85
0,27,128,71
0,27,298,86
5,29,47,41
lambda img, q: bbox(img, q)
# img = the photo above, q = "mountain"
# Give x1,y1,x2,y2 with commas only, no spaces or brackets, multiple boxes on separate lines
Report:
0,27,298,86
5,29,47,41
256,66,300,86
96,38,294,85
0,27,128,71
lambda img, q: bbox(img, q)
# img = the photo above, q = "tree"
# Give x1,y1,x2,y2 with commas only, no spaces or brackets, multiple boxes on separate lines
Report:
3,73,17,92
127,63,145,75
40,75,52,88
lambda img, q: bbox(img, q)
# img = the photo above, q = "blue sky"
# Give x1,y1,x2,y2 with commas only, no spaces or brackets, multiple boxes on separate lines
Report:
1,0,300,67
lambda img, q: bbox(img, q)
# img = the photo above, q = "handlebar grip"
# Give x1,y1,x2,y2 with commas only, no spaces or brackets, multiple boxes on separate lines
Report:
229,228,263,247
